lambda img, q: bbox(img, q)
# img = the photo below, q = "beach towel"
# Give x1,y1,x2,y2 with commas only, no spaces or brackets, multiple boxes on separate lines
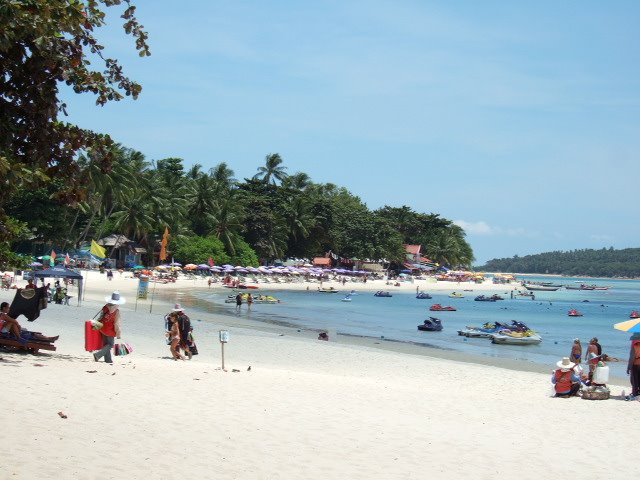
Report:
9,286,48,322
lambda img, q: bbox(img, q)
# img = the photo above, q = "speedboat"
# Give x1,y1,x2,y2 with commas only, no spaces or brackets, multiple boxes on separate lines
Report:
318,287,339,293
418,317,443,332
630,311,640,319
491,331,542,345
523,284,560,291
429,303,456,312
449,292,464,298
568,309,583,317
416,292,432,299
374,291,392,297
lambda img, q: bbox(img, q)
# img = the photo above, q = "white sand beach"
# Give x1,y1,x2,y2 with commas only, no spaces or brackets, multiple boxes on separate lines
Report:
1,271,637,479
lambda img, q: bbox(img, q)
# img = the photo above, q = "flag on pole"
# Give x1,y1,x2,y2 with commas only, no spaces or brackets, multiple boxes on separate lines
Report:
90,239,106,259
64,253,71,266
159,227,169,262
208,257,215,267
50,250,57,266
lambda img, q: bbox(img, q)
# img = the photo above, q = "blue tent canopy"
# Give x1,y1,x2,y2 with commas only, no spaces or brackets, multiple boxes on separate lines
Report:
33,266,83,279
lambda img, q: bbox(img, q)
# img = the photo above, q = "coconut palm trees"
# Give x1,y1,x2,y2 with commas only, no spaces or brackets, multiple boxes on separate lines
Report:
253,153,288,185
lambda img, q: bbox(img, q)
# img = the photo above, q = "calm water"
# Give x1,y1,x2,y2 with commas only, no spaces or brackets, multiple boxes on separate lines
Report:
180,275,640,377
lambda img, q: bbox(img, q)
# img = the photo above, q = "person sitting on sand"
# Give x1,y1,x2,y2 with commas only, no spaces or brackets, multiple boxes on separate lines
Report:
552,357,581,397
318,332,329,341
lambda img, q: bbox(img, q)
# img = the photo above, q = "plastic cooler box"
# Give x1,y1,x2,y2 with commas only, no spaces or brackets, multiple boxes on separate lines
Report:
84,321,103,351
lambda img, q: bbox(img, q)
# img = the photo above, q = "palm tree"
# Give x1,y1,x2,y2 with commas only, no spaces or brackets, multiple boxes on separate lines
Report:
282,171,311,191
253,153,288,185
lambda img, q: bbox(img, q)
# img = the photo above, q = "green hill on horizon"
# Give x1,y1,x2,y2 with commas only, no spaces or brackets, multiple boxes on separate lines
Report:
475,247,640,278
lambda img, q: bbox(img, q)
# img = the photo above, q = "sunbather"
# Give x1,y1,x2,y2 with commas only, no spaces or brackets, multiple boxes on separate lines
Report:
0,302,59,343
0,301,21,338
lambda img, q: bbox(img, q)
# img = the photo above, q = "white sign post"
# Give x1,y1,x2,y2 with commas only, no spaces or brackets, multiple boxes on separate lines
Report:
219,330,229,370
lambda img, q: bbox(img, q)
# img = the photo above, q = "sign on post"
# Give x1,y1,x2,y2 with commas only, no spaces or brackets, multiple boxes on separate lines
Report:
219,330,229,370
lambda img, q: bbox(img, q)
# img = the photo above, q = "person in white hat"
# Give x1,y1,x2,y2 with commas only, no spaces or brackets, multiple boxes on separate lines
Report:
551,357,581,397
92,291,125,363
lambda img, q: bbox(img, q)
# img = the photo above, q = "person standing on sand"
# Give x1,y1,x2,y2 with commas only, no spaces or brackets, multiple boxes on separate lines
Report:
93,291,124,364
626,339,640,399
586,337,601,380
172,303,192,360
167,313,184,360
247,294,253,310
235,292,242,310
570,339,582,364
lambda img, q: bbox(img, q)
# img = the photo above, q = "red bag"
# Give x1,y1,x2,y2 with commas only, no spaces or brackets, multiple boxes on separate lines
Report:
85,320,104,351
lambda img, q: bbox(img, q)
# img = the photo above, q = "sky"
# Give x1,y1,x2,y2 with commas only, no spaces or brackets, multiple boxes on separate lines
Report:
61,1,640,264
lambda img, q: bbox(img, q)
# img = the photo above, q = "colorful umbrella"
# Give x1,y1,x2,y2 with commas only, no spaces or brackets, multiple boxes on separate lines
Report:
614,318,640,333
184,264,197,270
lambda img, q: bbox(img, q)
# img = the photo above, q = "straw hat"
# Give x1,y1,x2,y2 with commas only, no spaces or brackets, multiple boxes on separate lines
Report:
104,291,126,305
556,357,575,370
172,303,184,312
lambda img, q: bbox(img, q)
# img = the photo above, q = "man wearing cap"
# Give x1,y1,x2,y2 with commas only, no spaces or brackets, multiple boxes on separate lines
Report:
552,357,581,397
93,291,124,364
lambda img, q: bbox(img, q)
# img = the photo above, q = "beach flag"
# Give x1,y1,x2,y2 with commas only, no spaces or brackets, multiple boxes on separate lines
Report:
208,256,215,267
159,227,169,262
64,253,70,266
50,250,56,266
90,239,106,259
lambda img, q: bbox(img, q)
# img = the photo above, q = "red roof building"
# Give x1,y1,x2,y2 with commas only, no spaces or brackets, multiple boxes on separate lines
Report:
313,257,331,267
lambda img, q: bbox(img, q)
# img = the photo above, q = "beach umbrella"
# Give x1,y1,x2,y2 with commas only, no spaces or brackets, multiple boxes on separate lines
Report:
613,318,640,333
222,264,233,268
170,261,182,266
133,265,145,270
184,264,197,270
197,264,210,270
29,261,43,267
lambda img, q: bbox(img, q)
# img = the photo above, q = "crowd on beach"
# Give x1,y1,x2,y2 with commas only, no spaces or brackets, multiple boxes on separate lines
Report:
552,336,640,400
2,266,640,403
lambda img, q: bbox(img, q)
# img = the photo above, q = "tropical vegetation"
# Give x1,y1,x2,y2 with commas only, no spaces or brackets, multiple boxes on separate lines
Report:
0,1,473,269
477,248,640,278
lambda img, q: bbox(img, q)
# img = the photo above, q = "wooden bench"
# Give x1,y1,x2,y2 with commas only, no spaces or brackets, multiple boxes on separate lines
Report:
0,338,57,354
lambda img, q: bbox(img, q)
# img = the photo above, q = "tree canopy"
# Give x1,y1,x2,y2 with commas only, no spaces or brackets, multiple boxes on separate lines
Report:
0,2,473,269
0,0,149,264
476,248,640,278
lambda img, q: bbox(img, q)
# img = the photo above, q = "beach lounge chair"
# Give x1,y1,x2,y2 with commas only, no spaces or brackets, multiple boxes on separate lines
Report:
0,337,57,354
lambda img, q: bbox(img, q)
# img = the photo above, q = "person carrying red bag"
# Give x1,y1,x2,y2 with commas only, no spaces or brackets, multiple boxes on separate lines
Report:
92,291,124,364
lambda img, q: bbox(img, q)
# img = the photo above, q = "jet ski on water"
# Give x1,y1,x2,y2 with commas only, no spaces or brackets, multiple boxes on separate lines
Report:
418,317,443,331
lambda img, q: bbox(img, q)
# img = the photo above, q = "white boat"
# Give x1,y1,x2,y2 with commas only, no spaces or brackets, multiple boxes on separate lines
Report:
341,295,352,302
490,332,542,345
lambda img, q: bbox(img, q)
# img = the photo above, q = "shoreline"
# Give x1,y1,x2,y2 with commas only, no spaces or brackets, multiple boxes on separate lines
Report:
2,270,636,479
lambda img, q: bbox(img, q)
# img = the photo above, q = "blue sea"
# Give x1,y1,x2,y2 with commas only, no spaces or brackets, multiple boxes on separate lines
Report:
176,275,640,378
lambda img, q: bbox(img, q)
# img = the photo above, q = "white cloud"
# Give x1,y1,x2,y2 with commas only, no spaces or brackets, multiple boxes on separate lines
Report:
455,220,533,238
454,220,494,235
